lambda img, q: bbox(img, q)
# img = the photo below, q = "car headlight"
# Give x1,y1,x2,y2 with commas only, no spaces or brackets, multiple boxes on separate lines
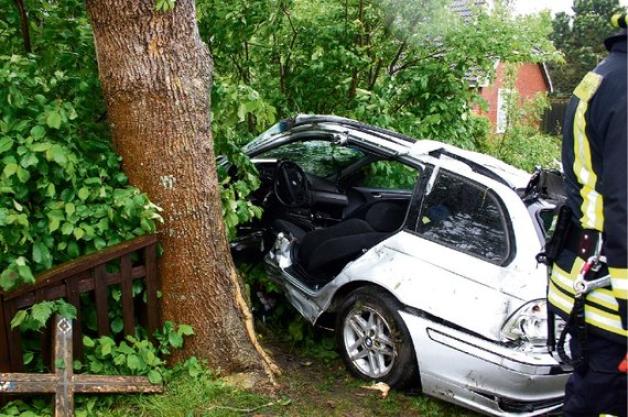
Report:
500,299,549,347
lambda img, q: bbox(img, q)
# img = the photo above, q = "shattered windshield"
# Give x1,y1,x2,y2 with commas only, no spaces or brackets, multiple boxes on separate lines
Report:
259,140,364,178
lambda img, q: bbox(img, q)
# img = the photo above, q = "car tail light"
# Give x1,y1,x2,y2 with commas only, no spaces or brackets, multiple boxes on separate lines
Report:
500,299,550,348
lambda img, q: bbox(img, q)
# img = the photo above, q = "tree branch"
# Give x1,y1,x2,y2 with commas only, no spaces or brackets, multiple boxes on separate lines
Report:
13,0,32,53
388,41,406,75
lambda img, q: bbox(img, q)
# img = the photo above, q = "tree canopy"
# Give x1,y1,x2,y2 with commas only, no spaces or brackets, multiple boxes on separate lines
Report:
0,0,160,291
203,0,557,144
549,0,625,97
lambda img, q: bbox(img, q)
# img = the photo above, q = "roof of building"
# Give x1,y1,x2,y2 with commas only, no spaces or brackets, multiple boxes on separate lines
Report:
450,0,492,18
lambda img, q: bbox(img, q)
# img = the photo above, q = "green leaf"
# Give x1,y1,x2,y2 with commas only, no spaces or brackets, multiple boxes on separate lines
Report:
78,187,89,200
73,227,84,240
65,202,75,216
23,351,34,365
16,167,30,183
32,244,42,263
178,324,194,336
31,142,51,152
30,125,46,140
46,110,62,129
148,369,163,384
111,317,124,334
31,301,53,325
17,264,35,283
67,241,79,258
155,0,176,12
83,336,96,348
126,354,141,370
168,332,183,348
0,137,13,154
20,152,38,168
55,300,77,319
49,217,60,233
10,310,28,329
48,145,67,165
61,222,74,235
3,163,18,178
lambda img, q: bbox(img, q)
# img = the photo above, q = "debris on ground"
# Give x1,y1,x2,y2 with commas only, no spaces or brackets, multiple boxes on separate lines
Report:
360,382,391,398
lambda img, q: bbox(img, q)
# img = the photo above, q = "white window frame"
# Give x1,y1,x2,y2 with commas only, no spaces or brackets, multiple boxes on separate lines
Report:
496,88,512,134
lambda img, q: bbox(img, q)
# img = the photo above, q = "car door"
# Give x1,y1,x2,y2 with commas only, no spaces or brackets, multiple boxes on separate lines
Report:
342,159,418,217
378,167,521,339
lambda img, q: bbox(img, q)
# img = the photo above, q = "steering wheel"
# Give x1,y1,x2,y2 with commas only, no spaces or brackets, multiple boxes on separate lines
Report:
273,161,310,207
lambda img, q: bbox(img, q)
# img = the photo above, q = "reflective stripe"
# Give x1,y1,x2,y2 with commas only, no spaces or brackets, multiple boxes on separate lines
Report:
572,72,604,231
609,267,628,300
549,260,627,337
549,285,627,337
585,305,627,337
548,281,574,313
551,263,619,311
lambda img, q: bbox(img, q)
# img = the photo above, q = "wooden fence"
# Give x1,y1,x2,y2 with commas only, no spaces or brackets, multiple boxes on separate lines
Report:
0,234,160,373
541,99,569,136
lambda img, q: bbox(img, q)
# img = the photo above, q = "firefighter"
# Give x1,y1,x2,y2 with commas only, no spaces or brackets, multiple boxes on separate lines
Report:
547,13,627,417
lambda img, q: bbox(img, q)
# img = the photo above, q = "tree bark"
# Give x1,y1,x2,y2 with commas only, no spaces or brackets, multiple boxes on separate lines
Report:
13,0,32,53
85,0,277,379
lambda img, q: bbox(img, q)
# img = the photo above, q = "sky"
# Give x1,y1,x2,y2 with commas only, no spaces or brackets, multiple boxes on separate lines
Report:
513,0,628,15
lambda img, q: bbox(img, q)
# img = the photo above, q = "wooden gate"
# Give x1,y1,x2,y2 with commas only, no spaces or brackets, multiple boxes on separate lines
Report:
0,234,160,373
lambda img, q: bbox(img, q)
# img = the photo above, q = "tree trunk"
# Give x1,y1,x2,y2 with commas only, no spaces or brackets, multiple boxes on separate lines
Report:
85,0,277,379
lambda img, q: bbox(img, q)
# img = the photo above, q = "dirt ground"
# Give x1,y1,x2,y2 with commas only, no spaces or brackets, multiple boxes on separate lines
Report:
260,339,480,417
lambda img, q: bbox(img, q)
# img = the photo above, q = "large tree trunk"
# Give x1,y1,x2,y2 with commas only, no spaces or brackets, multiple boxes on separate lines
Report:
85,0,277,379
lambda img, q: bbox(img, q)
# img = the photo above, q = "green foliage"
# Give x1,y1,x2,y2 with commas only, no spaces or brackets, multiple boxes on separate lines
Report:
212,78,275,239
479,64,560,172
360,160,418,190
200,0,558,147
0,322,199,417
78,321,196,384
549,0,626,96
0,2,161,291
155,0,176,12
10,300,77,332
200,1,559,240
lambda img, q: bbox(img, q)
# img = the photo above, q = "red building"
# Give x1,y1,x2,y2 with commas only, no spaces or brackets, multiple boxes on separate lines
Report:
475,62,553,133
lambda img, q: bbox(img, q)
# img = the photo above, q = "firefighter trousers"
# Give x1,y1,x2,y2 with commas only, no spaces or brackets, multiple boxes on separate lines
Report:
563,332,627,417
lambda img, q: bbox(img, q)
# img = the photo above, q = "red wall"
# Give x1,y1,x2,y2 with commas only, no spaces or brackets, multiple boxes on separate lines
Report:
476,62,550,132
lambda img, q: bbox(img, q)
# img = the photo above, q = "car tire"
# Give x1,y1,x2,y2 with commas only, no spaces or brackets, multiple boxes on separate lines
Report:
336,286,418,388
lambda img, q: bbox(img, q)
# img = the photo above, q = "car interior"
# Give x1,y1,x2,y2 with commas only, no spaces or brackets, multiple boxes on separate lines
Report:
233,137,422,289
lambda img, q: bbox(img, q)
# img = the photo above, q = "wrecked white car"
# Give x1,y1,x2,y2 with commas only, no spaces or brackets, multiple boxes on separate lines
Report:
231,115,569,416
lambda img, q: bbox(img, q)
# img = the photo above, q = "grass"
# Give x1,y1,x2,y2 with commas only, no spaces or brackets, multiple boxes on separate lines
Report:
98,339,480,417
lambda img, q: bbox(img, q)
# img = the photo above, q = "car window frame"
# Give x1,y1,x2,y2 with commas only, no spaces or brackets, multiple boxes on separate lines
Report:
404,166,516,267
252,135,367,180
349,159,419,191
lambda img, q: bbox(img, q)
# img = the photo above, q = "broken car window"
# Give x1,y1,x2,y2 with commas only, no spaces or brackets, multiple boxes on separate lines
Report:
259,140,363,178
416,171,509,264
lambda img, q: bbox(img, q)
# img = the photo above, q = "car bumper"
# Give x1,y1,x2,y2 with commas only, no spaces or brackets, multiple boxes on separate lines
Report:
400,311,569,417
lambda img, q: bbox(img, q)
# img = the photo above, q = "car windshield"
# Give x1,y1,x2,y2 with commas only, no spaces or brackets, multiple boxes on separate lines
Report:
242,120,293,153
259,140,364,178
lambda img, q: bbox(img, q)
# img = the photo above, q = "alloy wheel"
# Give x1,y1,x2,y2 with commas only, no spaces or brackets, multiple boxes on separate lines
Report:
342,305,397,378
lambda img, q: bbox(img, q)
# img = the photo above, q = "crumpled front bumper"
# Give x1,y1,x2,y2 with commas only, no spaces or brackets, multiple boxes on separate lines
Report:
400,311,569,417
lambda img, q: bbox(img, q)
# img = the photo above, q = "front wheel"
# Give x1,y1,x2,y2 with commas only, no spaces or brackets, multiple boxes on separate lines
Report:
336,286,418,388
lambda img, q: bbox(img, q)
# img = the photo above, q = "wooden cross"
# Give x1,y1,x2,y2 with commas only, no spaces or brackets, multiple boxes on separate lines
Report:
0,315,163,417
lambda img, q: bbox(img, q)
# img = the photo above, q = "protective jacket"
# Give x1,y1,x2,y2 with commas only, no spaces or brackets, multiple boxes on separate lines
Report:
548,32,627,344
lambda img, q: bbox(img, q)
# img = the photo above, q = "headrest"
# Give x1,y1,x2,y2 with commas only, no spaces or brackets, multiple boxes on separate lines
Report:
365,202,405,233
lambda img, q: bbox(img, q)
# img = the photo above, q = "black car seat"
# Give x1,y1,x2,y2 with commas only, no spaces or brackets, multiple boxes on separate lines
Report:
272,202,407,277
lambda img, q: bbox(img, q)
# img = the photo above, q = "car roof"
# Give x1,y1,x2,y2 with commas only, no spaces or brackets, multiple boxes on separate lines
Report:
289,115,531,189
